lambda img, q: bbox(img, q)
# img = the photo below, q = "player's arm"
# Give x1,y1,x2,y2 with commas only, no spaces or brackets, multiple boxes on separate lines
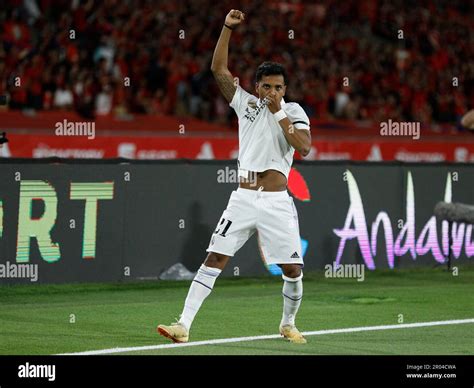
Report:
279,117,312,157
267,95,312,157
211,9,245,103
461,109,474,130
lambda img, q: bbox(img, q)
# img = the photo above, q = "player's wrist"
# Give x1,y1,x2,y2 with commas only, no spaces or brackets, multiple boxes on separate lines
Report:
273,109,287,121
224,24,235,30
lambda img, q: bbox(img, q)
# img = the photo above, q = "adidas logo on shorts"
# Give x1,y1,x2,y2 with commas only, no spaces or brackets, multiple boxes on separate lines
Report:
290,252,300,259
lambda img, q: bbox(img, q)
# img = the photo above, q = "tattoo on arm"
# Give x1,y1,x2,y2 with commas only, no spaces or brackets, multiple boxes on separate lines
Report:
213,72,237,103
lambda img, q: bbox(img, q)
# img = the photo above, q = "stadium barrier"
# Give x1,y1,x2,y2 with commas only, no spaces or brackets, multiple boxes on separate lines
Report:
0,158,473,284
3,132,474,161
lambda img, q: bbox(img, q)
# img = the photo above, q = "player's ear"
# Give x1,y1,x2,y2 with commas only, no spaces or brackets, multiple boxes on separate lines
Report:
282,85,287,96
255,82,259,94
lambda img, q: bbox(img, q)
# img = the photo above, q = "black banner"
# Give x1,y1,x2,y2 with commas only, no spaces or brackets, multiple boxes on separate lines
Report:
0,355,472,386
0,159,473,284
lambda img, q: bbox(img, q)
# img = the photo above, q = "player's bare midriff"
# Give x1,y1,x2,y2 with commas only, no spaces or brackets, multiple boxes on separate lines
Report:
239,169,287,191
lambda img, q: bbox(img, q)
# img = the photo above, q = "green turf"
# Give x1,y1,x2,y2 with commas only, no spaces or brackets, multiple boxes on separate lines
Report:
0,265,473,355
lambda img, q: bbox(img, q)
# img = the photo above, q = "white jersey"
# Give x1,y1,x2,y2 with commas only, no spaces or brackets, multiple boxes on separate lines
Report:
229,84,310,179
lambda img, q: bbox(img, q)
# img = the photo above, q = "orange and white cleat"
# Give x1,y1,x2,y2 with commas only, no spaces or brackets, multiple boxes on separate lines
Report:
279,324,307,344
157,322,189,343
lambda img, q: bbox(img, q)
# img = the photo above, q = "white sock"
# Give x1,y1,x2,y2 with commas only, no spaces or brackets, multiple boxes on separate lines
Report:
281,272,303,327
178,264,221,331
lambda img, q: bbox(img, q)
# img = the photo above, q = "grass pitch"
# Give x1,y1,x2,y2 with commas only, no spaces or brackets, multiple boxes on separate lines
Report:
0,266,473,355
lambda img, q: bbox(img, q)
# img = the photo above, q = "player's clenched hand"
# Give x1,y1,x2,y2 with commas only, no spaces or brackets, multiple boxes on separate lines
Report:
266,93,281,114
225,9,245,28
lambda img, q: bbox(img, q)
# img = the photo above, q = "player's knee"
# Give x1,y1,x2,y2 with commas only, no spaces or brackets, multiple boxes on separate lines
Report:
281,264,302,279
204,252,229,269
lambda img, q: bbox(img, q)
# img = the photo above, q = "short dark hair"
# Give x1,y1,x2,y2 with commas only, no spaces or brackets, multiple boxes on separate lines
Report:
255,62,288,85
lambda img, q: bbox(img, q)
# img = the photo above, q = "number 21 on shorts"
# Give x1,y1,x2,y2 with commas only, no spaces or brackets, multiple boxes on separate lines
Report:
214,218,232,237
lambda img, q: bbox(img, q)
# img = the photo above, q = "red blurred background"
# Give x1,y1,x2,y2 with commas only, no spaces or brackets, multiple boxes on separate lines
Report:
1,0,473,160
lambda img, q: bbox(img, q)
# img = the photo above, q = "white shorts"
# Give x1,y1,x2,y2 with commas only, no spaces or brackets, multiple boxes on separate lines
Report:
206,187,303,265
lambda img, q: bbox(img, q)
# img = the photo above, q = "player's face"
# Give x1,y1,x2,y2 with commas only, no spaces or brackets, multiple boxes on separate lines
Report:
255,75,286,101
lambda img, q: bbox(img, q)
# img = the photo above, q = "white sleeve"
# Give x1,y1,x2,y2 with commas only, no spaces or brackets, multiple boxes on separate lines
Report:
229,85,254,116
285,103,311,130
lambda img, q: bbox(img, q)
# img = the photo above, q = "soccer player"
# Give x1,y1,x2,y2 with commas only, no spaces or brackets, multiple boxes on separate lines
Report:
158,9,311,344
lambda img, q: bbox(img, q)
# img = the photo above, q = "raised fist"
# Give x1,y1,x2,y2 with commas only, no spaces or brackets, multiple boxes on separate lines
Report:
225,9,245,28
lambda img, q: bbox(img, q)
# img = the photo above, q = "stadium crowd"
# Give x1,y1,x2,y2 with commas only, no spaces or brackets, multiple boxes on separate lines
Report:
1,0,473,126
